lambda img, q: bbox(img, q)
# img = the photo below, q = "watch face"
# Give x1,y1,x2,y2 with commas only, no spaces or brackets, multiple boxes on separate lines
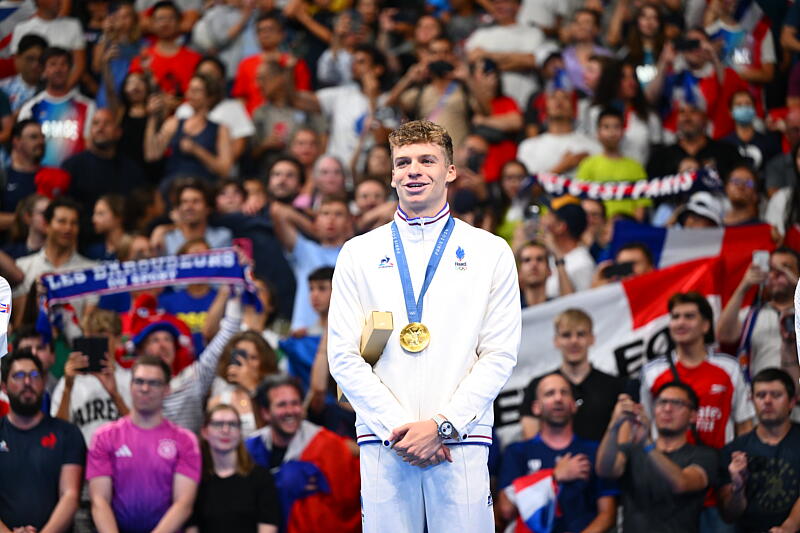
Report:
440,421,453,436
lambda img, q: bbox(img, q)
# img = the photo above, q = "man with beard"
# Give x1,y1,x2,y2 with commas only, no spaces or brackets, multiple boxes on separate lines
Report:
63,108,147,219
646,100,742,180
245,375,360,533
719,248,800,378
0,120,45,228
0,349,85,532
597,381,718,532
499,373,618,533
719,368,800,532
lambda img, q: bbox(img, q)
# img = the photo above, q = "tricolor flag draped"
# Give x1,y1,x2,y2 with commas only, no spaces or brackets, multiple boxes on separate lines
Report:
495,223,775,445
504,469,559,533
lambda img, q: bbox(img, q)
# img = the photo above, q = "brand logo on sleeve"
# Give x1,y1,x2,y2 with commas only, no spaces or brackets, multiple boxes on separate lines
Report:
0,440,8,452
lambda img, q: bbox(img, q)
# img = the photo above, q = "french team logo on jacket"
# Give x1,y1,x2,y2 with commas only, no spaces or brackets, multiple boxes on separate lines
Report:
455,247,467,270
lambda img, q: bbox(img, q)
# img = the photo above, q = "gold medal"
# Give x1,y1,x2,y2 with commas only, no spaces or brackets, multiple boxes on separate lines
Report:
399,322,430,352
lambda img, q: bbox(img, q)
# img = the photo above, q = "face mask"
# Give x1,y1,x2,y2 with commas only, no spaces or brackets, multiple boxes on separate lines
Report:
732,105,755,125
428,60,454,78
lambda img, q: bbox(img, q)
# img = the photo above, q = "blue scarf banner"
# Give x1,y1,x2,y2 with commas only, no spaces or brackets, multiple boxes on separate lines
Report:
42,248,262,310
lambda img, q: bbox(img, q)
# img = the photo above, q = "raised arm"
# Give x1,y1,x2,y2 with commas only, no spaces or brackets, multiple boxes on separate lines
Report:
596,394,634,478
717,263,765,345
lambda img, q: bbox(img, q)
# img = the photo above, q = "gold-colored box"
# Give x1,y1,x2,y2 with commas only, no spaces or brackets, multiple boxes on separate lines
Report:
360,311,393,365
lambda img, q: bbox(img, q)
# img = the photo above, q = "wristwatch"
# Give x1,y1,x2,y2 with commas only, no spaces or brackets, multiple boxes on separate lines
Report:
433,414,459,441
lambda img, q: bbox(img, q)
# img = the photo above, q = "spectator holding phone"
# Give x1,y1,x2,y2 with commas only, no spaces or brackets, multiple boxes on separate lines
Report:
51,308,131,444
718,248,800,378
207,331,280,437
596,382,718,532
592,241,655,288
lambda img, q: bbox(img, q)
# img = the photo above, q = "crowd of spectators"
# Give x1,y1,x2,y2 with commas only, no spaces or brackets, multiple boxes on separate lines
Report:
0,0,799,531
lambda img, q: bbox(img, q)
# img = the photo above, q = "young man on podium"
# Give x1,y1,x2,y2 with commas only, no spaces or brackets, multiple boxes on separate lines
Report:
328,120,521,532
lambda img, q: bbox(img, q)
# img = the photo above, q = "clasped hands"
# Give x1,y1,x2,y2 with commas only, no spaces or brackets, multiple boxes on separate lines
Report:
389,419,453,468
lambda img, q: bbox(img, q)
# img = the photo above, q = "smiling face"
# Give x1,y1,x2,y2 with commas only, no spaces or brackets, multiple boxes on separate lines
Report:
391,143,456,218
263,384,303,440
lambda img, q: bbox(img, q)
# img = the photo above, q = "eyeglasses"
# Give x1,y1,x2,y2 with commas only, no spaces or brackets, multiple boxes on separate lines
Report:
132,378,166,388
728,177,754,189
208,420,241,430
655,398,691,409
10,370,42,382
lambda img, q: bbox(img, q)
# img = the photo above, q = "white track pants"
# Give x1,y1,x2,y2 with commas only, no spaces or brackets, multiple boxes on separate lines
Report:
360,443,494,533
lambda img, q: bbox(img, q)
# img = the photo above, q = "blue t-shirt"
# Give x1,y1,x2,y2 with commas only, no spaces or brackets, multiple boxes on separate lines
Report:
158,288,218,354
499,435,618,533
288,233,340,331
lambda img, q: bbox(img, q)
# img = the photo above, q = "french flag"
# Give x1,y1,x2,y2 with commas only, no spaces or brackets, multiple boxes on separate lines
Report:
504,469,559,533
494,222,775,445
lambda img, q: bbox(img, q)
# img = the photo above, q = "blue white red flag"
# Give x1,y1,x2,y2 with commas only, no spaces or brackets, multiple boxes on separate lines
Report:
504,468,559,533
494,223,775,445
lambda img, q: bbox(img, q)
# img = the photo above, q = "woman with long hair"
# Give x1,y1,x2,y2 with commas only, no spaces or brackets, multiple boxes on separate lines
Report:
587,58,662,165
612,2,665,89
3,194,48,259
207,331,279,437
88,194,132,261
144,72,232,188
187,405,280,533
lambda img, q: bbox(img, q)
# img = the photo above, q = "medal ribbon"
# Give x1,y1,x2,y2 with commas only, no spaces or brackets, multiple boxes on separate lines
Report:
391,216,455,324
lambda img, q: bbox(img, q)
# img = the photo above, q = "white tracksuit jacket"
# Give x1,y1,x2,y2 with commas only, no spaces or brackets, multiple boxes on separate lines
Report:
327,208,521,447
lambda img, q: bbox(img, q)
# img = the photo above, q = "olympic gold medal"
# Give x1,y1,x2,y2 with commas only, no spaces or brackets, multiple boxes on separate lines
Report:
399,322,430,352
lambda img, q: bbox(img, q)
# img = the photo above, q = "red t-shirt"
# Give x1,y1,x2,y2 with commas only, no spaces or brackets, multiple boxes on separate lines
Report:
232,52,311,115
483,96,520,183
129,45,202,96
640,352,754,450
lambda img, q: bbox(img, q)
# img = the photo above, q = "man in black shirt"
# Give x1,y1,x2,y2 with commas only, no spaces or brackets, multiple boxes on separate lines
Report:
597,381,718,533
519,308,624,442
62,108,147,240
719,368,800,532
0,119,44,230
646,102,742,180
0,349,85,531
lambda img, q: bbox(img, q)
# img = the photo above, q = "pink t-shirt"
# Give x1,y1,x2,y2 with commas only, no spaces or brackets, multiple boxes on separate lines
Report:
86,416,201,533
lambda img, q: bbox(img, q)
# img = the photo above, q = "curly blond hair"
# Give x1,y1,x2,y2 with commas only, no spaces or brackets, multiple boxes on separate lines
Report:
388,120,453,167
